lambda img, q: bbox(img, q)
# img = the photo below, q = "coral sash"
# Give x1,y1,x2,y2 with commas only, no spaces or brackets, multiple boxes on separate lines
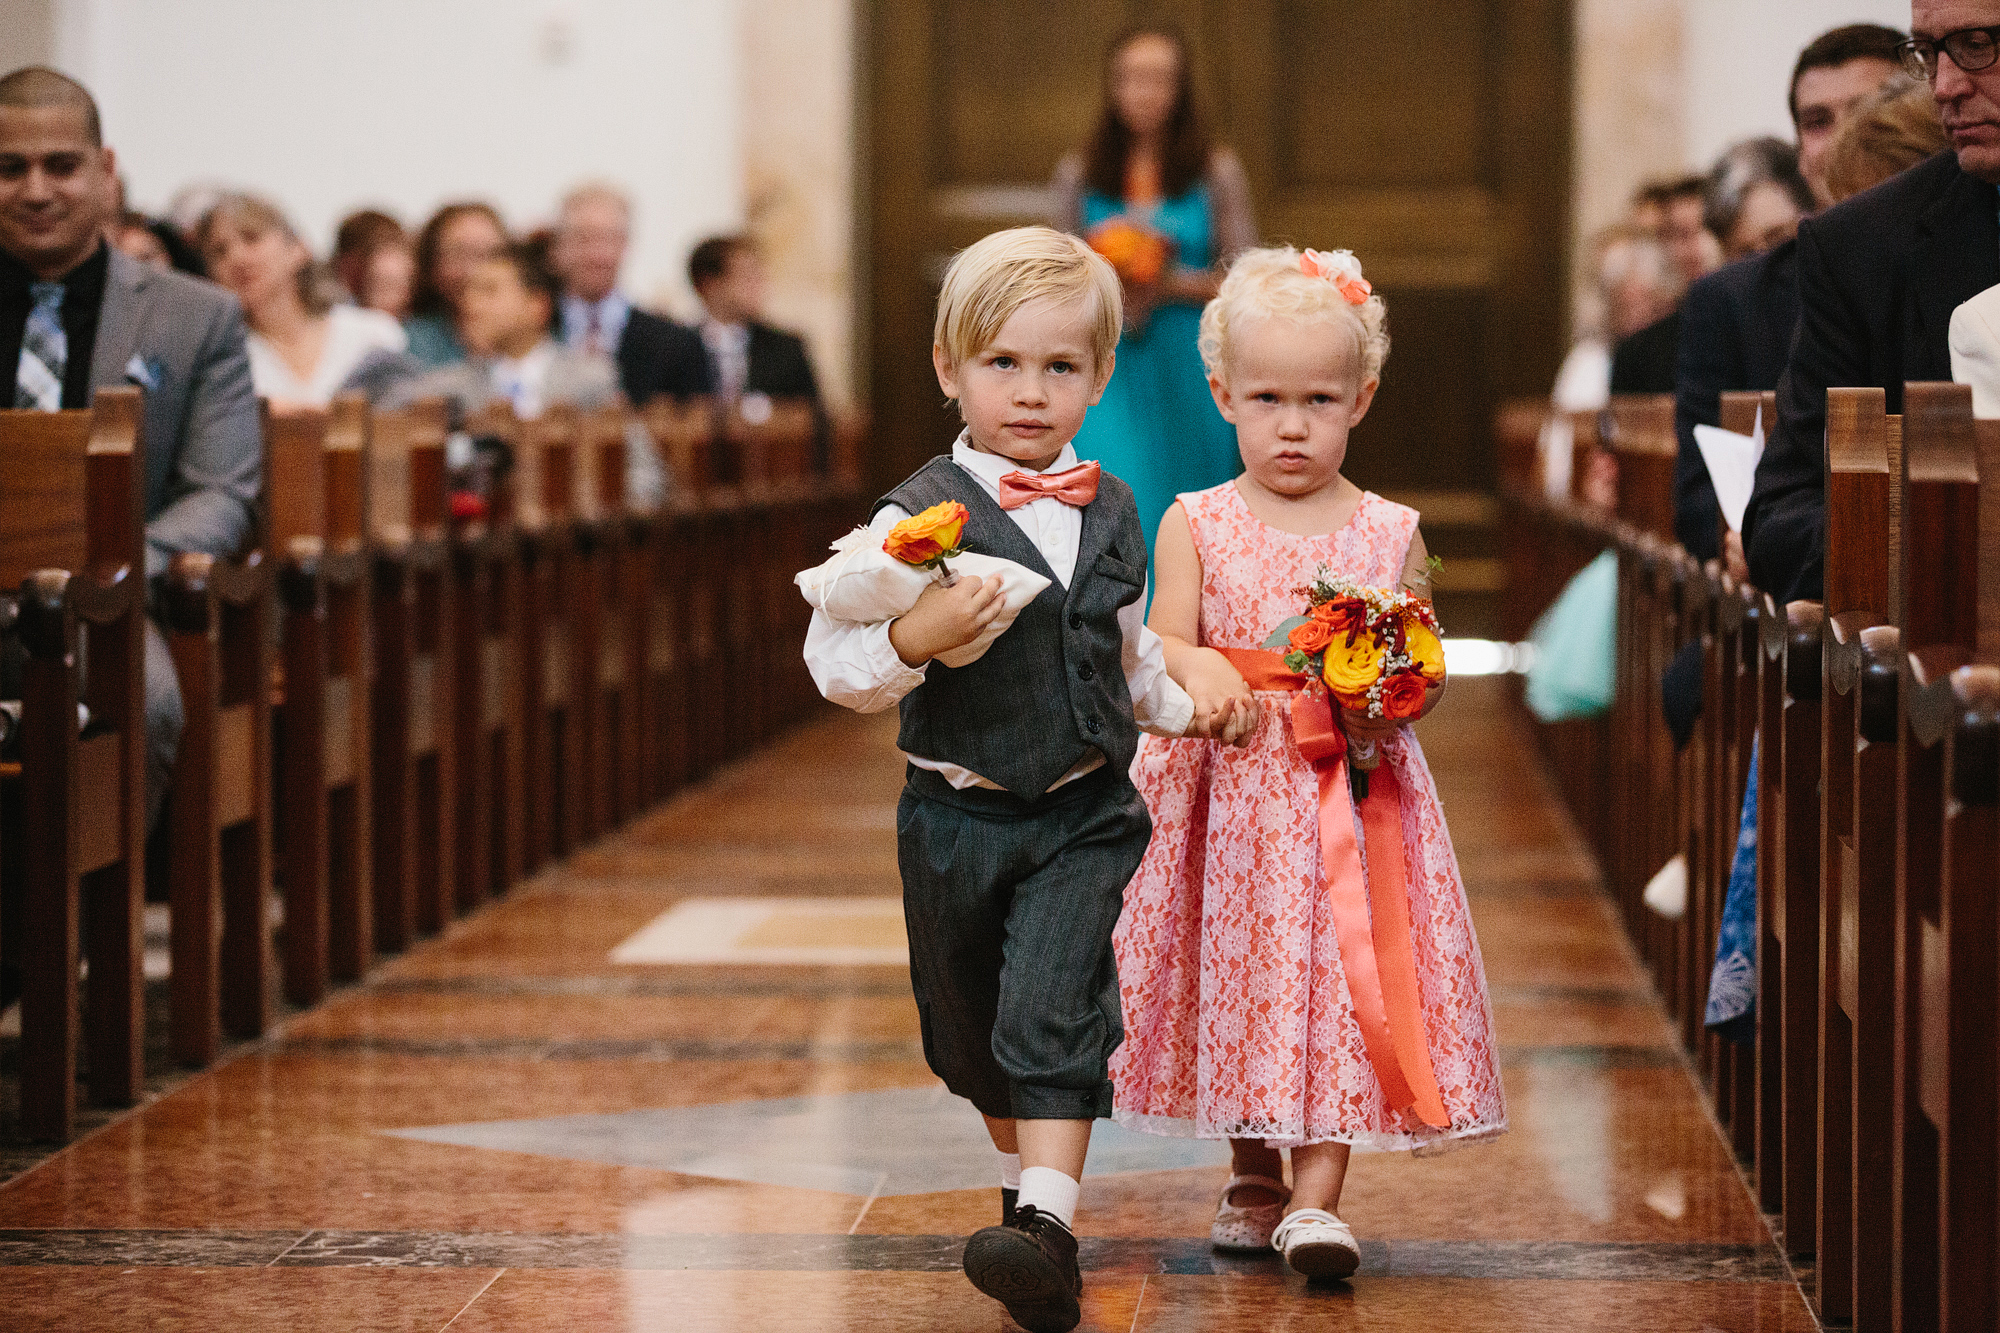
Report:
1219,647,1449,1128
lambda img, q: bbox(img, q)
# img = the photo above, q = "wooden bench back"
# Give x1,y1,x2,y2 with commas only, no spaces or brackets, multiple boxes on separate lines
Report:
1825,387,1897,621
580,408,626,522
368,399,450,546
266,407,328,556
1718,390,1776,440
0,387,143,585
325,396,369,556
1607,394,1675,539
1900,384,1980,657
643,396,717,493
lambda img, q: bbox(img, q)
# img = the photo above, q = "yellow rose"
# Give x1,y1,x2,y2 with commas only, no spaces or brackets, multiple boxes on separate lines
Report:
1405,617,1446,684
883,500,969,567
1322,631,1386,700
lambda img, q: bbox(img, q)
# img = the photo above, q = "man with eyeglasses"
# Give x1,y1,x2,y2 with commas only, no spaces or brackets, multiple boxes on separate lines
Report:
1744,2,2000,605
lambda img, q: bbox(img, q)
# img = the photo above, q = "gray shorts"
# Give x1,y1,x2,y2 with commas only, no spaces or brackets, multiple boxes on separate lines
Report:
896,763,1152,1121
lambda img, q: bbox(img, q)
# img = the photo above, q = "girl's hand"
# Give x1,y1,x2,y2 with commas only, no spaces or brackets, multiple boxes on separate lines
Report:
889,574,1005,667
1181,648,1258,743
1338,704,1403,745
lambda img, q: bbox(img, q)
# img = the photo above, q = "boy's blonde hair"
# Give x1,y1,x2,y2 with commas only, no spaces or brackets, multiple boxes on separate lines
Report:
934,226,1122,377
1198,245,1390,387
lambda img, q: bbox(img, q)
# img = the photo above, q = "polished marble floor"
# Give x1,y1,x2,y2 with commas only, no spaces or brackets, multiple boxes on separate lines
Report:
0,679,1816,1330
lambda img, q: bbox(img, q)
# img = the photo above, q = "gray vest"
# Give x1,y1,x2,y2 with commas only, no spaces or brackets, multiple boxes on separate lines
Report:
875,457,1147,798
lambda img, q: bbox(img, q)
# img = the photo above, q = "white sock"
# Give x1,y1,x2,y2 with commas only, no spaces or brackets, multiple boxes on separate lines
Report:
997,1151,1022,1192
1016,1166,1080,1231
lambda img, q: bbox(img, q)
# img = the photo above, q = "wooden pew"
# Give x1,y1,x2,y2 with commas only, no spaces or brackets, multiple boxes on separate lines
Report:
368,401,455,947
515,405,584,869
269,403,374,1004
452,406,526,907
163,427,275,1071
1814,386,1897,1325
1,389,147,1139
729,398,822,731
1893,383,1991,1331
579,408,639,832
638,398,712,802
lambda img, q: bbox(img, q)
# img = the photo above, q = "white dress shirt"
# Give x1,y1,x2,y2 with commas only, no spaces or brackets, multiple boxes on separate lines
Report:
489,340,559,419
247,305,406,407
561,292,631,357
804,432,1193,792
700,318,751,402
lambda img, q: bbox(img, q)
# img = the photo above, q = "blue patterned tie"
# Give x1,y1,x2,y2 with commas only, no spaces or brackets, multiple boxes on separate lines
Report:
14,282,65,412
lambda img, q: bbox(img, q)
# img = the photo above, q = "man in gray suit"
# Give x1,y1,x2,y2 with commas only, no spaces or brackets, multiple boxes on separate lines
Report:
0,67,261,826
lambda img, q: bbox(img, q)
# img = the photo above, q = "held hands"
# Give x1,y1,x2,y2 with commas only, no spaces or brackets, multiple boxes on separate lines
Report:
1181,648,1260,746
889,574,1005,667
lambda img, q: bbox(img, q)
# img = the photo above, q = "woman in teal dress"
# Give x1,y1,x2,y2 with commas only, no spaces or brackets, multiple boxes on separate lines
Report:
1053,24,1257,557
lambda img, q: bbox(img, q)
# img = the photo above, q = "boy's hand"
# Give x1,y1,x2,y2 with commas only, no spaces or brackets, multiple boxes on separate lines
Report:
889,574,1005,667
1181,649,1259,745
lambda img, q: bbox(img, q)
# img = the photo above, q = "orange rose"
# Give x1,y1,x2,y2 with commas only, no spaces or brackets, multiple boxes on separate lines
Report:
1404,616,1446,684
1379,669,1428,721
1314,596,1367,639
1322,630,1385,701
883,500,969,568
1288,617,1334,654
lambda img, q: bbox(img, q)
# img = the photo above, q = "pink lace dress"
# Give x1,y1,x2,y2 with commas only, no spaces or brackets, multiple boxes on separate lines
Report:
1111,483,1506,1150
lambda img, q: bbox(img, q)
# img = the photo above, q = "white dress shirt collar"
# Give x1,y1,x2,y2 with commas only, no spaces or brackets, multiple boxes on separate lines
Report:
561,292,631,353
948,429,1079,495
489,339,559,419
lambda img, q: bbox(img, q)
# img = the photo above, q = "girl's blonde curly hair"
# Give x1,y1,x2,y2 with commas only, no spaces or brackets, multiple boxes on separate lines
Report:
1197,245,1390,387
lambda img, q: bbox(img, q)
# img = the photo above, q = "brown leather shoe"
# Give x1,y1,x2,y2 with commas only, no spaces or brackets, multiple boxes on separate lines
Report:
961,1205,1082,1333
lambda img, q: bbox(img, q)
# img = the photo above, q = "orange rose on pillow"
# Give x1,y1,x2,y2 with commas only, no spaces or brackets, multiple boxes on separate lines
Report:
883,500,969,569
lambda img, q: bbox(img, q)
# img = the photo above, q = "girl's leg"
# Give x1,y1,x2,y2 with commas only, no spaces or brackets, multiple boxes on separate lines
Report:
1228,1138,1286,1206
1287,1140,1353,1216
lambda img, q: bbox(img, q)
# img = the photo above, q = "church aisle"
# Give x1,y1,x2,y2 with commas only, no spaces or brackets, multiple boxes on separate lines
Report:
0,679,1815,1331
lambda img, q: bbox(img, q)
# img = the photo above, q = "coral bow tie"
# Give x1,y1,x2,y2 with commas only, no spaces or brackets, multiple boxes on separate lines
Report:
996,461,1101,510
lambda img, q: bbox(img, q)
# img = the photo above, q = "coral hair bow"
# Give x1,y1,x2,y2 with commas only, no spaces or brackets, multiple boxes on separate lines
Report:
1300,248,1373,305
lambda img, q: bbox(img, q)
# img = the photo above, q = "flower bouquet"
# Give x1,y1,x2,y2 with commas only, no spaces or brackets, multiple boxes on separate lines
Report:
1261,568,1445,790
795,500,1052,671
1087,217,1172,286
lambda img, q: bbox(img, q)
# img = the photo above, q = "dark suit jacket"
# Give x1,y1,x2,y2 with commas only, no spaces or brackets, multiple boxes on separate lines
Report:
1747,150,2000,603
743,323,820,400
617,307,712,405
1610,310,1683,394
86,249,262,578
1671,242,1800,561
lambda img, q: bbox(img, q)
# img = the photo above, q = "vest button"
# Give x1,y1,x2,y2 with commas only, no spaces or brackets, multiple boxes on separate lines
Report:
1077,663,1095,681
1069,613,1083,630
1085,717,1101,734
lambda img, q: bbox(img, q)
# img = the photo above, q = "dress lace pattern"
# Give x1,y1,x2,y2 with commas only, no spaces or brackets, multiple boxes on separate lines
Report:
1111,483,1507,1150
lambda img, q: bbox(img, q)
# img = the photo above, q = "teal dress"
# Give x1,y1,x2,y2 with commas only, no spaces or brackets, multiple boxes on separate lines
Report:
404,313,465,368
1073,186,1240,559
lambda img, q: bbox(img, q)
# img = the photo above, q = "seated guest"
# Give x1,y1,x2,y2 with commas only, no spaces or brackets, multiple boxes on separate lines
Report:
110,210,171,269
196,193,411,411
332,209,415,319
1703,138,1815,261
1822,75,1950,200
406,201,506,368
1639,175,1722,286
1673,26,1906,568
688,234,821,407
0,66,261,831
551,182,709,404
1746,7,2000,606
388,241,667,508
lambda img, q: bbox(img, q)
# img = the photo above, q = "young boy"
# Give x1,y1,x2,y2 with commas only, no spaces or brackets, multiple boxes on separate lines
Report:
804,226,1198,1333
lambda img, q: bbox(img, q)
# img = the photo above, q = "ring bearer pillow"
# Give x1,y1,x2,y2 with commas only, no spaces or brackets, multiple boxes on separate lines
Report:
795,528,1053,668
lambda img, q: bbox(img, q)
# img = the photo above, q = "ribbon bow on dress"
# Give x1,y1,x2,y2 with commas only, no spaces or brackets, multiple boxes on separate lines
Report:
996,461,1101,510
1219,646,1451,1129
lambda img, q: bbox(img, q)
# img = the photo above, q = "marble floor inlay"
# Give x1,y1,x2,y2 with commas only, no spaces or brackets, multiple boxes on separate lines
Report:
610,896,909,966
387,1085,1232,1195
0,1230,1787,1281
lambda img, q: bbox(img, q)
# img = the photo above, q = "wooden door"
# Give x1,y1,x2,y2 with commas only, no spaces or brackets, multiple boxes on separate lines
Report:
867,0,1573,634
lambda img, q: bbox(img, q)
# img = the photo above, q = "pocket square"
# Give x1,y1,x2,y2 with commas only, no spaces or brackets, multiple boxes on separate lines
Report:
124,354,161,391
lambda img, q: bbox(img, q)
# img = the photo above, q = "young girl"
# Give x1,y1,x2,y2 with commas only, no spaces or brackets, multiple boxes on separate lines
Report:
1111,246,1506,1279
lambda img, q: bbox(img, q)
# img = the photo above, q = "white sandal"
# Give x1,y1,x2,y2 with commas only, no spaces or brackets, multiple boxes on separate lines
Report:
1210,1173,1291,1253
1271,1208,1360,1279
